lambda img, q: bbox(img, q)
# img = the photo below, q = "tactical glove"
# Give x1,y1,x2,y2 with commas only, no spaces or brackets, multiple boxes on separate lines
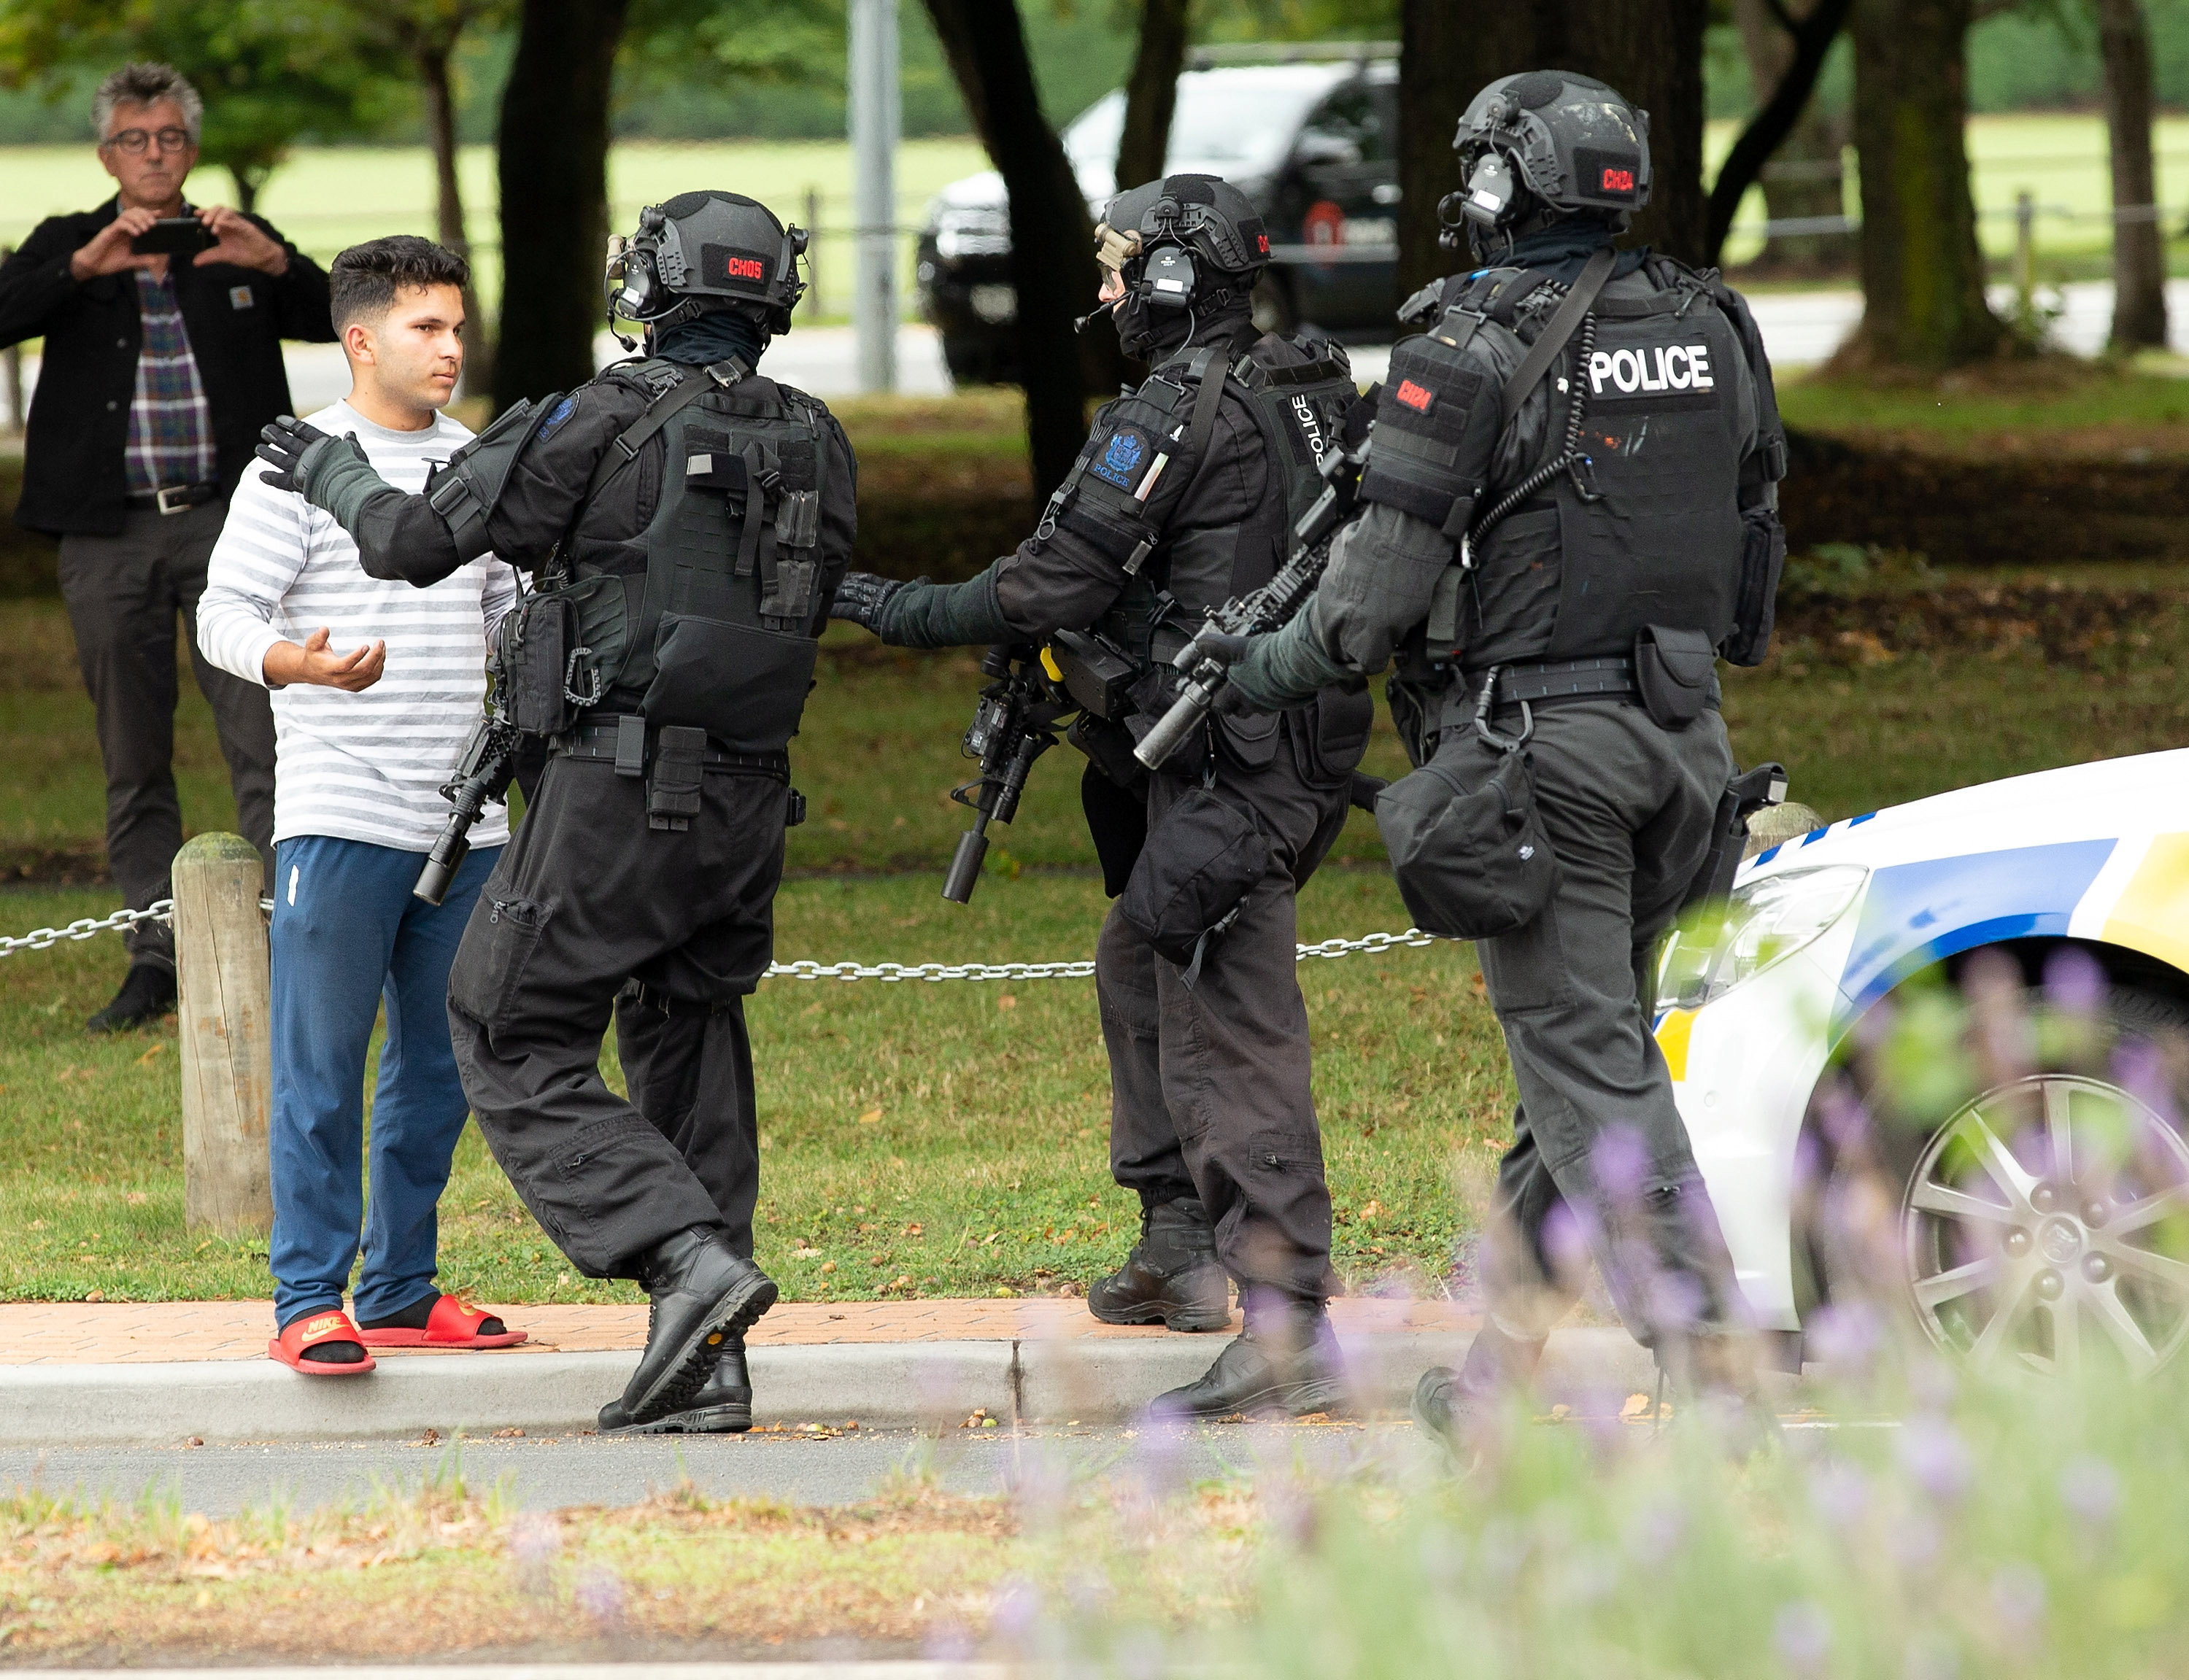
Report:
255,416,391,533
830,570,906,633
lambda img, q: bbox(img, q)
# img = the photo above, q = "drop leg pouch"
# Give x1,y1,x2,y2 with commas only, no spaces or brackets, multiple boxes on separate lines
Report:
1375,740,1556,940
1117,788,1273,973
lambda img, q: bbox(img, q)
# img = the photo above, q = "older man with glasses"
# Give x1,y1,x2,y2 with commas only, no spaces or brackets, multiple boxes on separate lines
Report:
0,62,335,1031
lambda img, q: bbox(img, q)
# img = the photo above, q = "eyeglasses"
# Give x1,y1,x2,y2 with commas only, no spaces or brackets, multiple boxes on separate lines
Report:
101,128,193,155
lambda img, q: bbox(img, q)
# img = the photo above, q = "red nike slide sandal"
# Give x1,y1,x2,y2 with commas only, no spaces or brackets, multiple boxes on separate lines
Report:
269,1309,376,1375
358,1293,528,1350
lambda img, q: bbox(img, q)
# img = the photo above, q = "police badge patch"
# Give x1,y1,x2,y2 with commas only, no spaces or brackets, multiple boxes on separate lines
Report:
1088,425,1151,490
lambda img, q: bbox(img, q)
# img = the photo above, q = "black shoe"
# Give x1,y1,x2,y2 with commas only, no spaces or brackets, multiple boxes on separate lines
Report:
1412,1321,1545,1468
615,1228,776,1428
1089,1196,1232,1333
87,962,175,1034
600,1336,754,1434
1149,1302,1348,1420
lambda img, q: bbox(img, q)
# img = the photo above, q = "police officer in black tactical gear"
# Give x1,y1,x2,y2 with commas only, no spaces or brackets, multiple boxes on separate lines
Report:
832,174,1373,1418
253,192,858,1435
1227,73,1791,1451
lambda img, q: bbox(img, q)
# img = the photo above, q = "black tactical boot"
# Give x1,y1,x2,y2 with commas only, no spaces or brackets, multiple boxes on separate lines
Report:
1411,1320,1545,1469
599,1335,754,1434
1149,1298,1348,1420
614,1227,776,1428
1089,1196,1231,1332
87,961,176,1034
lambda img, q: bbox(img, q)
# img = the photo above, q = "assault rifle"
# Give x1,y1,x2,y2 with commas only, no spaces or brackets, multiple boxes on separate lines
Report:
415,707,522,905
1133,409,1375,772
941,645,1070,905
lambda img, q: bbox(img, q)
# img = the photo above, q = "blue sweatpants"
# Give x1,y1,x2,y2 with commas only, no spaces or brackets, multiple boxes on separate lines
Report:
268,833,500,1329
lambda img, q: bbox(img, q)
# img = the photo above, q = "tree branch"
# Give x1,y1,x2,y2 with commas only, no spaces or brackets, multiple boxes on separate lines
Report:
1705,0,1855,263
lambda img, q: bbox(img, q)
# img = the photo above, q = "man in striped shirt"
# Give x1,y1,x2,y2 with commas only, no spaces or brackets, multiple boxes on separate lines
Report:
199,238,525,1374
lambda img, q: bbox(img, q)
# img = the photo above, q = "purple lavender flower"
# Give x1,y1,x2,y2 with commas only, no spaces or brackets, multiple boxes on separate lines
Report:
2044,945,2108,1017
1890,1511,1942,1571
1624,1496,1688,1562
1807,1458,1867,1530
574,1565,625,1631
1804,1302,1883,1379
989,1576,1044,1646
507,1512,560,1596
1591,1126,1651,1207
1774,1600,1832,1676
922,1619,977,1662
1897,1414,1974,1505
1990,1562,2046,1638
1416,1524,1466,1591
2058,1454,2121,1532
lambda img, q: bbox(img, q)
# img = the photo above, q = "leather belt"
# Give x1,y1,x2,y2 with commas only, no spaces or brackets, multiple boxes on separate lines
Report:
125,482,219,515
549,716,789,781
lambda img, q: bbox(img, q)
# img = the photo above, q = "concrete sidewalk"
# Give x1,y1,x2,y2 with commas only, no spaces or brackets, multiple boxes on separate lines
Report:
0,1297,1659,1446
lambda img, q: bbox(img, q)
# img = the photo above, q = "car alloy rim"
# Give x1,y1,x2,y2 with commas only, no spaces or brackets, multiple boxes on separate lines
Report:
1902,1073,2189,1379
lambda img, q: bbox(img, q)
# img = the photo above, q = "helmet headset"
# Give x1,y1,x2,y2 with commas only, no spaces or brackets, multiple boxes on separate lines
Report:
605,191,809,349
1436,71,1652,262
1086,174,1269,353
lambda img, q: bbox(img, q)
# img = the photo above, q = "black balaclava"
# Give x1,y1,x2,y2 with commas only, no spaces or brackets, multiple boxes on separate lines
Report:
1472,207,1647,286
1117,278,1255,363
652,303,768,368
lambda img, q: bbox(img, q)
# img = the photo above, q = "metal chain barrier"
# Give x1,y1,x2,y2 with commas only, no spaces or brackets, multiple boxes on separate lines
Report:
0,898,274,958
1,899,1446,976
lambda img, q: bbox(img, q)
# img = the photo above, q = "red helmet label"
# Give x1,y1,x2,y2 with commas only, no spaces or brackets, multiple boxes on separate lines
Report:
1602,167,1634,194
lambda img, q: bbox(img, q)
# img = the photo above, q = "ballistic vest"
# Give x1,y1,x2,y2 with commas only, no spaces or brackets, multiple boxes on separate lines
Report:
436,356,848,756
1065,333,1360,663
1443,260,1756,670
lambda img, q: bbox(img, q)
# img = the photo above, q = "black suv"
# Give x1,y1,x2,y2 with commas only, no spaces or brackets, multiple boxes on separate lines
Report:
916,51,1400,386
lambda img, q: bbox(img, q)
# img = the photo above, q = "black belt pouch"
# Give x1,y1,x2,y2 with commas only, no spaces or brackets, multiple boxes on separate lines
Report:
1375,740,1556,940
1634,624,1717,730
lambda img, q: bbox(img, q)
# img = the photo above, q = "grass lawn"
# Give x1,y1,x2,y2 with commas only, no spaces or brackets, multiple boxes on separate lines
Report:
7,551,2189,1305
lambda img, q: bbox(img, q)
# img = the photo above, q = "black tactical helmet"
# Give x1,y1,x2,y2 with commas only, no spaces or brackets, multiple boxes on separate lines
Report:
1093,174,1270,357
1441,71,1651,253
605,190,808,345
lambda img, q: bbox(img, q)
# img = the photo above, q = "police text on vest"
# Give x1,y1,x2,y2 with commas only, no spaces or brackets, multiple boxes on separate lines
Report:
1586,345,1713,396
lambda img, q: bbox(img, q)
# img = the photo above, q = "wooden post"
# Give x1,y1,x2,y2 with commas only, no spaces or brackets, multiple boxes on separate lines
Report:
174,832,274,1237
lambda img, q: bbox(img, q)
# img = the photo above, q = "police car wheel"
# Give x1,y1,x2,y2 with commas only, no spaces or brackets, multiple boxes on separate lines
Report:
1807,977,2189,1382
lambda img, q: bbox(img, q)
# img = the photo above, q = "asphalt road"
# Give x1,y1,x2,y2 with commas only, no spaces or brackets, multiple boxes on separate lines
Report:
0,1420,1432,1517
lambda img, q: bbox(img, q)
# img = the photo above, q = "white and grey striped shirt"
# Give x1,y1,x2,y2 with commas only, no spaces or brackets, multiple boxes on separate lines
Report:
198,400,520,853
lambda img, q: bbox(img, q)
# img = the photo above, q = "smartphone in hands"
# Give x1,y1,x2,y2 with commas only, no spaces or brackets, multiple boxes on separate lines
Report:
129,217,215,257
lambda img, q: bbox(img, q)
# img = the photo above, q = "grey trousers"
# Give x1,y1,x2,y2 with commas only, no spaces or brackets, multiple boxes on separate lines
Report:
447,750,786,1279
1470,697,1748,1355
1097,705,1359,1305
57,501,277,969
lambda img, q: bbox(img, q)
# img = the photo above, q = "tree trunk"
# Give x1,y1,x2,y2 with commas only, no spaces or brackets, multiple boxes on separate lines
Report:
924,0,1106,500
228,169,260,216
1561,0,1710,265
417,38,494,397
1847,0,2002,368
494,0,628,414
1723,0,1855,271
1397,0,1532,298
1115,0,1191,195
1398,0,1710,292
2095,0,2168,351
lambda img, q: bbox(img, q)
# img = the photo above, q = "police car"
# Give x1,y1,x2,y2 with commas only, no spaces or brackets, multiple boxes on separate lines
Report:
1654,753,2189,1378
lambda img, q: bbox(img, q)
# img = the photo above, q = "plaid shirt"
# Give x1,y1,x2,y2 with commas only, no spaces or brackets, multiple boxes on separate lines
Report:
123,266,218,495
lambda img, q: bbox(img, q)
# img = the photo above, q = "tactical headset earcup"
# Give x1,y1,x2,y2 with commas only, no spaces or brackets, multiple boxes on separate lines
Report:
1459,150,1518,231
1140,244,1197,311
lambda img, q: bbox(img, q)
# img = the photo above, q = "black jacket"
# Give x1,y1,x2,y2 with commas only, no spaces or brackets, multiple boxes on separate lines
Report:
0,197,335,536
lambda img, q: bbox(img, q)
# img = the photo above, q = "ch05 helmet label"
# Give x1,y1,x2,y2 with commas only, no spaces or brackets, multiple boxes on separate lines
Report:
1586,344,1714,398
